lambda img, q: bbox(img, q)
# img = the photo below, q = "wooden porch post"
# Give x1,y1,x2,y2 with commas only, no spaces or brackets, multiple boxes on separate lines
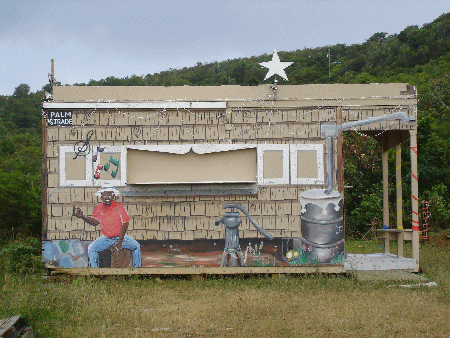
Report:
410,128,420,266
382,134,389,226
382,133,389,253
337,107,344,193
396,140,403,230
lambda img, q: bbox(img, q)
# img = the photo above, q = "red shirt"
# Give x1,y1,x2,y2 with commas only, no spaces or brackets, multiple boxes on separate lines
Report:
92,201,131,237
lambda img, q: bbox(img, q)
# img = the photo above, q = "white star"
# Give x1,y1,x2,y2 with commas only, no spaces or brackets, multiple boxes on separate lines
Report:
259,50,294,81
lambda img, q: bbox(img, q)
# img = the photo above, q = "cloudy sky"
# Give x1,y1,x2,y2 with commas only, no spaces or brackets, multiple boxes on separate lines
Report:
1,0,449,95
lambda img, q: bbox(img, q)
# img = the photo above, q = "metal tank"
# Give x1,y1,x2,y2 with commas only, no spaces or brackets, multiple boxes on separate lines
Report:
283,112,415,265
298,189,344,263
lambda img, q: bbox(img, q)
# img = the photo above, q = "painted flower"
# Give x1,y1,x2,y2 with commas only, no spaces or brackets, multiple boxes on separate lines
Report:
286,250,294,261
302,245,306,251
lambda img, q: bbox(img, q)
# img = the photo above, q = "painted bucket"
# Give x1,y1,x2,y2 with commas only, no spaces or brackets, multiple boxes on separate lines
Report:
299,189,345,264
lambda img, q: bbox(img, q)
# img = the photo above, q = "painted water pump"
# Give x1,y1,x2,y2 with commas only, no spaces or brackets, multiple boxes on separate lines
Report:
215,203,273,267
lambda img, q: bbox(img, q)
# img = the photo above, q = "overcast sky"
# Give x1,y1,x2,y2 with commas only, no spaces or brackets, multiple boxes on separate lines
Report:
1,0,449,95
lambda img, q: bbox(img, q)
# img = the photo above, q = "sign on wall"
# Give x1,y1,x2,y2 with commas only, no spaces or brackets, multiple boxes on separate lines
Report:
48,110,73,126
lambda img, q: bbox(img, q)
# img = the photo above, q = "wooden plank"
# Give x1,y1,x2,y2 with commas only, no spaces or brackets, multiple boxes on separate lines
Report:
0,315,20,336
382,133,389,229
50,265,346,276
337,107,344,193
410,129,420,267
396,140,403,229
376,229,420,259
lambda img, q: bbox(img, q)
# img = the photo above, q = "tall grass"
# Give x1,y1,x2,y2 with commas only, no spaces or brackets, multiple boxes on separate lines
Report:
1,238,449,337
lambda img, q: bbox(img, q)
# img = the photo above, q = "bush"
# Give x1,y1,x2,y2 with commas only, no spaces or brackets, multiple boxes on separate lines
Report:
422,183,450,229
0,237,43,276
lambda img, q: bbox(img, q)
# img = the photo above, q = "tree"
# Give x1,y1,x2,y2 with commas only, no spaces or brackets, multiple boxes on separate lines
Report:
13,84,30,98
366,32,388,44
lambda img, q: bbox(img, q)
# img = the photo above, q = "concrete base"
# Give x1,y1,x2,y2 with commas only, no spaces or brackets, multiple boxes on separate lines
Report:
344,253,417,271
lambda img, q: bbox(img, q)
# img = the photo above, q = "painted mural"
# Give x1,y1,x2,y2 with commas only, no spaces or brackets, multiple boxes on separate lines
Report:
43,180,345,268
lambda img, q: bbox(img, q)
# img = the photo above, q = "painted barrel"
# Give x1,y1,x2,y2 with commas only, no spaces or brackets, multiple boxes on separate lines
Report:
299,189,345,264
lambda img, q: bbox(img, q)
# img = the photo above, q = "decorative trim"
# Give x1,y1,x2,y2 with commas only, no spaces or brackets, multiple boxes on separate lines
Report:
42,102,227,109
290,144,325,185
126,144,257,155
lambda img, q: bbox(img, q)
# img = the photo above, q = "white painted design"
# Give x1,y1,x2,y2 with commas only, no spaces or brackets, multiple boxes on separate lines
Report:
259,50,294,81
126,144,257,155
299,189,342,215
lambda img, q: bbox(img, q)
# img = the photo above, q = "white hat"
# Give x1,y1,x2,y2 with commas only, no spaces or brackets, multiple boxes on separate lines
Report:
95,182,121,197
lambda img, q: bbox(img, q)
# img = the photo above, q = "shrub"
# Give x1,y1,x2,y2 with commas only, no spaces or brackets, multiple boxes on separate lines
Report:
0,237,43,276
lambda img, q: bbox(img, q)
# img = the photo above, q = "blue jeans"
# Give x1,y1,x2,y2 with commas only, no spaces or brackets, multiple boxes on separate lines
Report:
88,235,141,268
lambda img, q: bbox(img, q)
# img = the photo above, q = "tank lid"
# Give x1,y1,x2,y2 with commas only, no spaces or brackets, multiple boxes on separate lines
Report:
299,189,342,200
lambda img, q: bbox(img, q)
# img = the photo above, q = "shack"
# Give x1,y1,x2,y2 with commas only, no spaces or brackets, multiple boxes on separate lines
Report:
41,83,419,274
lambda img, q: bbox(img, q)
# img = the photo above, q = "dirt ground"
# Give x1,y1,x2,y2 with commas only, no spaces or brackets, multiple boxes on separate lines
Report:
429,227,450,248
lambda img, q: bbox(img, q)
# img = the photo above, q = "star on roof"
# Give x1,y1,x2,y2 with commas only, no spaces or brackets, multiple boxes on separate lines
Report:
259,50,294,81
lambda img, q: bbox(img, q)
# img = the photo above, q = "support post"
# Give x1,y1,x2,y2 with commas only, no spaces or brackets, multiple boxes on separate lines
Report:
382,133,389,253
410,128,419,266
382,134,389,228
51,59,55,86
337,107,344,193
396,141,403,230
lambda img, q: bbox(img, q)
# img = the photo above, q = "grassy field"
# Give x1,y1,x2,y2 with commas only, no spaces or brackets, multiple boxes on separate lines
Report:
1,237,450,337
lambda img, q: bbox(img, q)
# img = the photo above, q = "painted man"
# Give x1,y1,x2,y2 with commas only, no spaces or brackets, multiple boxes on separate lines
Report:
73,182,141,267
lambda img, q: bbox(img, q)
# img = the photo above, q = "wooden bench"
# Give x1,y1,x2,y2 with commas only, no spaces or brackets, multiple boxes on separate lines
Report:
376,229,420,263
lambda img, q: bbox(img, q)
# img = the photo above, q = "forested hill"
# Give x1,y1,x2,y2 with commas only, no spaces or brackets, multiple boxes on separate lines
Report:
1,12,450,240
82,12,450,87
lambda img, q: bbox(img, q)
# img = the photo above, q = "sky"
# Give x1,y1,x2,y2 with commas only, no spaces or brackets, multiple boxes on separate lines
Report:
1,0,450,96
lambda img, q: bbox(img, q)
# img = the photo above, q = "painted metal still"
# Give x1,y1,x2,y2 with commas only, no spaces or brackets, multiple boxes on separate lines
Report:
298,189,345,263
284,112,415,265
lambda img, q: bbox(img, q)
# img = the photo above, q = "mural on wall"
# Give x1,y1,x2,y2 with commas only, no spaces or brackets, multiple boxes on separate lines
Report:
43,183,345,268
72,183,141,267
282,190,345,266
215,203,273,267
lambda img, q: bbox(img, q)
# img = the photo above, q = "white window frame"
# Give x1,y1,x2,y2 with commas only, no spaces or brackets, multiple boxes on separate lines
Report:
290,144,325,185
59,146,93,187
257,144,290,185
59,143,324,188
93,146,127,187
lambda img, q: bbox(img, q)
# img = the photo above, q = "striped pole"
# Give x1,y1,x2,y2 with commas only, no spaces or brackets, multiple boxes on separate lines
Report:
396,142,403,229
410,129,419,231
410,128,419,266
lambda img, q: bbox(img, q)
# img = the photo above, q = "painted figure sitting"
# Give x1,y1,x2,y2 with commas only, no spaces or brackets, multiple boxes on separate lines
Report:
73,182,141,267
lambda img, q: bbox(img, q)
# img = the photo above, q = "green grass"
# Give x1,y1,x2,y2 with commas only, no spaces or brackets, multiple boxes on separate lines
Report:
1,238,449,337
